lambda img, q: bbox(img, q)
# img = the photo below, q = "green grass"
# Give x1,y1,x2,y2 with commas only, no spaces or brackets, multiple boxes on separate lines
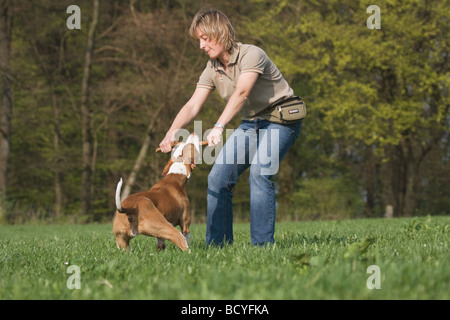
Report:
0,216,449,300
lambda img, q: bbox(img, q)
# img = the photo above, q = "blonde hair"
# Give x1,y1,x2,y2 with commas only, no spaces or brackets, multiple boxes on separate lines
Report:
189,8,237,52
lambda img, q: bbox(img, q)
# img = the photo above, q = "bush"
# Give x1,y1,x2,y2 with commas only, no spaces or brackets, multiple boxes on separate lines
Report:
288,176,364,220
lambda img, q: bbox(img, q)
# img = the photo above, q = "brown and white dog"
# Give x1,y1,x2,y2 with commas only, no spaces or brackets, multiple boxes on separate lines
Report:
113,133,202,252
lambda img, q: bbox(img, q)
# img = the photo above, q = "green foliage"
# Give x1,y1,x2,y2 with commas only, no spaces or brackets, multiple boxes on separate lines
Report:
288,175,364,220
3,0,449,222
242,0,448,149
241,0,449,217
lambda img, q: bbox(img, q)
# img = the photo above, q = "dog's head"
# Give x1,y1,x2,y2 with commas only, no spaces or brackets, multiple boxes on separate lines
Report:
161,133,201,178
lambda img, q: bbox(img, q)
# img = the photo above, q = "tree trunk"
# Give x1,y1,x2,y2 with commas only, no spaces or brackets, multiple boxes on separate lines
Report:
80,0,99,217
388,144,408,217
0,0,12,223
121,105,164,199
363,146,376,217
386,135,429,217
52,92,62,217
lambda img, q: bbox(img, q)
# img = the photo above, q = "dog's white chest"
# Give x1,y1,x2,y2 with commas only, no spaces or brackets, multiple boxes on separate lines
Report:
167,162,189,178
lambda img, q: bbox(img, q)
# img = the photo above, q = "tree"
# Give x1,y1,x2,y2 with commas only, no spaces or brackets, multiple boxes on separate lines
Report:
2,0,448,223
0,0,12,223
103,4,206,200
80,0,99,217
241,0,449,217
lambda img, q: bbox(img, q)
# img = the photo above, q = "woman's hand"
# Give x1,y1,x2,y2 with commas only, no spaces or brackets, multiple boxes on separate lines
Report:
159,131,176,153
159,87,212,153
207,126,224,146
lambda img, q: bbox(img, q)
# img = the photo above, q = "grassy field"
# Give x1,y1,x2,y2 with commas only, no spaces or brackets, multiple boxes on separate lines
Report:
0,216,448,300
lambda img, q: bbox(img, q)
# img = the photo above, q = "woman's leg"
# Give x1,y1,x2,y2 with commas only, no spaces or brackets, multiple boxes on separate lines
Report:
248,120,302,246
206,121,257,246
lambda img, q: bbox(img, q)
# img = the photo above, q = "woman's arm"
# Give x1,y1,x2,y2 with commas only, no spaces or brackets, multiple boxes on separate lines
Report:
159,87,212,153
207,72,259,146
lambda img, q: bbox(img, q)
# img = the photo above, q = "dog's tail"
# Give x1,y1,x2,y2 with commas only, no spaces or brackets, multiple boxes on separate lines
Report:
115,178,124,213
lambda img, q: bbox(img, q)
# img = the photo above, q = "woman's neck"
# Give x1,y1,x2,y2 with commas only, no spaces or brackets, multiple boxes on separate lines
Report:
218,50,231,67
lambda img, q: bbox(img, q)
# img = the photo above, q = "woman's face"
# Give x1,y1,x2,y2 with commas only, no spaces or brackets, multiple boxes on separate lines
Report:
196,28,226,60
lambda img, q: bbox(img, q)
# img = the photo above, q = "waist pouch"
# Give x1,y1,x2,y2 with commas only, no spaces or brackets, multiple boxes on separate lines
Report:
256,96,306,124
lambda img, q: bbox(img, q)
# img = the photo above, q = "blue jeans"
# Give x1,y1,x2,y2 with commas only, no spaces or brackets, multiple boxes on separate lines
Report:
206,119,302,247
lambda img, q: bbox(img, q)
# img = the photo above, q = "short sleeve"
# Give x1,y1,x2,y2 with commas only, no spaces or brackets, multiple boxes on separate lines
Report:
240,46,267,75
196,63,215,90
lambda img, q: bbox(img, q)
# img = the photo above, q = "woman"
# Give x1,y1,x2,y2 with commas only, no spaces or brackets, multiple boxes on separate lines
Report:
159,8,302,247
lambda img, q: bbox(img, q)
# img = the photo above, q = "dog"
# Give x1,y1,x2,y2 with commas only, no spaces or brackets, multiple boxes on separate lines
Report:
113,133,203,252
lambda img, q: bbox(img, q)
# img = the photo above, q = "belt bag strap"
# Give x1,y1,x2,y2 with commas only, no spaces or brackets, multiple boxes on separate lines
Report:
257,96,307,124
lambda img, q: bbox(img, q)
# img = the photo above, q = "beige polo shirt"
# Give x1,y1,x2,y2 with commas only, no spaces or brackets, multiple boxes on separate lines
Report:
197,43,294,120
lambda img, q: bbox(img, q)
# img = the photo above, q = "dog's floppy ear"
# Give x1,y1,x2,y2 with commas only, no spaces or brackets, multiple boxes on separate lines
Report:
161,158,174,176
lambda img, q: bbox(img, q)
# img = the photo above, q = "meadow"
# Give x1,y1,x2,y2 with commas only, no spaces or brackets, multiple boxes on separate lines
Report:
0,216,448,300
